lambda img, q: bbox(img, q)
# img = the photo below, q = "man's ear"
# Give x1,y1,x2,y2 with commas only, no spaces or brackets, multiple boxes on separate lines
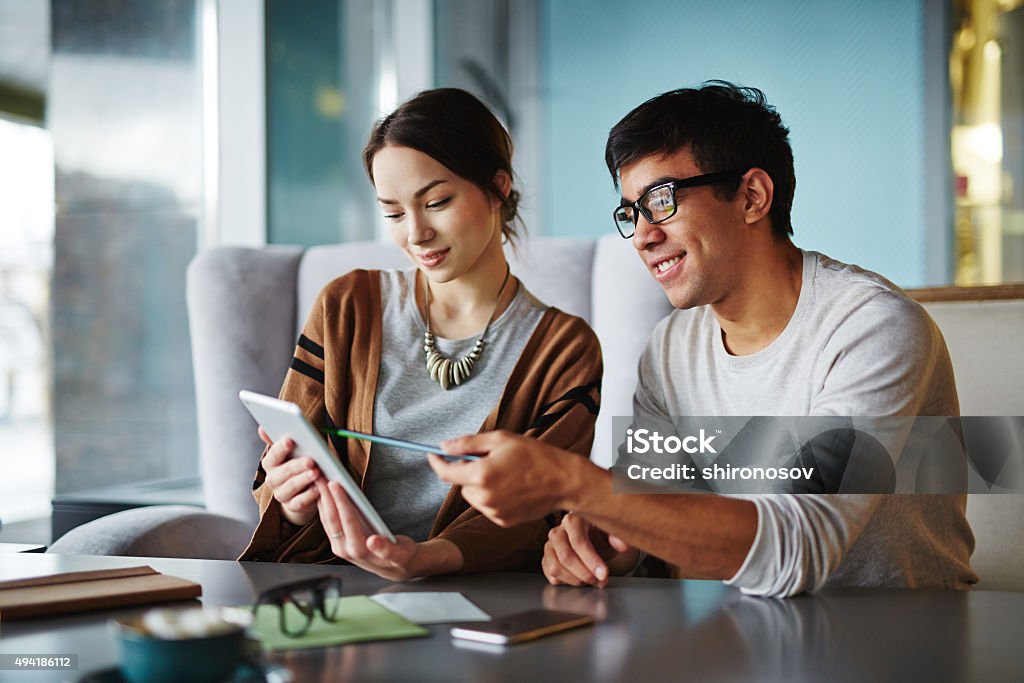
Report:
741,168,774,225
492,169,512,201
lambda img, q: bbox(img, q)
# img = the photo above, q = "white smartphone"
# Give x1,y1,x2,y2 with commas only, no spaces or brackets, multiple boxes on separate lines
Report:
238,390,397,543
449,609,594,645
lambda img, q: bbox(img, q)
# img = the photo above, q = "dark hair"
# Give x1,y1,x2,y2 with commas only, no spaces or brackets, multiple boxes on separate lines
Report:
605,81,795,238
363,88,523,245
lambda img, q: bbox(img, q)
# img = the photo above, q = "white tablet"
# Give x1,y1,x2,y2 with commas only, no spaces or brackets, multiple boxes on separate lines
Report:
238,390,397,543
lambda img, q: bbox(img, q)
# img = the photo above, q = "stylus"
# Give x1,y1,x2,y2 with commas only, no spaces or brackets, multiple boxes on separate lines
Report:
325,428,481,462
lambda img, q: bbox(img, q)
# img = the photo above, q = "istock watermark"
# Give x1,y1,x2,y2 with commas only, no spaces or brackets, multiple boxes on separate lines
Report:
624,428,718,455
610,416,1024,494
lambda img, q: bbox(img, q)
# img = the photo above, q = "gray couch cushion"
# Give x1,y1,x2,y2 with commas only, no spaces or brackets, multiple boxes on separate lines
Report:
508,237,595,322
47,506,253,560
923,298,1024,591
298,242,409,336
188,246,303,525
922,299,1024,416
967,495,1024,591
591,235,673,467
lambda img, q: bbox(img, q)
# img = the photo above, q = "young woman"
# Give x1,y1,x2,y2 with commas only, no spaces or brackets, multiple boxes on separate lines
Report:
240,88,602,580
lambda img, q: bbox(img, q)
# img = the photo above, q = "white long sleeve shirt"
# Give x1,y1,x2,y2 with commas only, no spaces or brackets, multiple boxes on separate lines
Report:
633,250,977,597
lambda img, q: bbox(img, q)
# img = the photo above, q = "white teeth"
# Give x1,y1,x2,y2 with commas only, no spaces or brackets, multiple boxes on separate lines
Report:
657,256,681,272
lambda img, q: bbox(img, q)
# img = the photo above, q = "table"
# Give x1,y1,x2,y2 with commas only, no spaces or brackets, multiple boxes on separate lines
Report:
1,553,1022,682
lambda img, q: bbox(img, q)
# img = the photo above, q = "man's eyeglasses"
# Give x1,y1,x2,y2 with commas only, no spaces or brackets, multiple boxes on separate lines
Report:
613,169,748,238
252,575,344,637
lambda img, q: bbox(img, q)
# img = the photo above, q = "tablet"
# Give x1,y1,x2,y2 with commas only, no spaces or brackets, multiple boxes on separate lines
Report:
238,390,397,543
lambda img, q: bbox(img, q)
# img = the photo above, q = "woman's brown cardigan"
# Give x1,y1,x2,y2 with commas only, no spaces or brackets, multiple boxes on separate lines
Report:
239,269,603,573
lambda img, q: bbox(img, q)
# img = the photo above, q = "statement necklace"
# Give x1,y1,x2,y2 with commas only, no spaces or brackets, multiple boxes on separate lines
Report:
422,265,512,390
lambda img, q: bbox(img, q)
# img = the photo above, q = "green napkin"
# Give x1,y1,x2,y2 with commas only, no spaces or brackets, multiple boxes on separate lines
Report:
251,595,429,651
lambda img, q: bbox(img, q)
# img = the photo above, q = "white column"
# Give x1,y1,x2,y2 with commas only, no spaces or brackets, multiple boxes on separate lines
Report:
200,0,266,249
374,0,434,239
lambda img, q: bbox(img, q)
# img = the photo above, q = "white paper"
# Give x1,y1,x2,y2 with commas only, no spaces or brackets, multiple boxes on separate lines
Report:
369,592,490,624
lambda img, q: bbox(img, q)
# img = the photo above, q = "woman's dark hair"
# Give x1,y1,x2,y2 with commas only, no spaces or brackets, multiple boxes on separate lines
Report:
605,81,796,239
363,88,523,246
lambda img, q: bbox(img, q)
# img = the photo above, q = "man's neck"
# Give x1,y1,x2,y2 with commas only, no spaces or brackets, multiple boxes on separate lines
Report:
712,240,804,356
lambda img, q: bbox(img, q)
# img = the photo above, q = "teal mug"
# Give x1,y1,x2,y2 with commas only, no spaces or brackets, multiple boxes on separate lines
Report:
114,608,254,683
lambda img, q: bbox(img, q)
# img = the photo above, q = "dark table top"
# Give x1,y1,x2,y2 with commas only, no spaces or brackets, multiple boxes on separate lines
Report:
1,553,1022,682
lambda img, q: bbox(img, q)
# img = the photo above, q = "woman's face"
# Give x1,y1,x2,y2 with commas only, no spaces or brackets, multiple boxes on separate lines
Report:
371,144,507,283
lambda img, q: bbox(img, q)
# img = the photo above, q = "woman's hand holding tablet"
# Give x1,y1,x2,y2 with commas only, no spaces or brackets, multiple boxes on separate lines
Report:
239,390,468,579
239,390,397,542
255,426,321,527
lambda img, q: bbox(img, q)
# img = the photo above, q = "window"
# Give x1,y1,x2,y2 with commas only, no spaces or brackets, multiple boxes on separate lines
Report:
0,118,54,522
951,0,1024,284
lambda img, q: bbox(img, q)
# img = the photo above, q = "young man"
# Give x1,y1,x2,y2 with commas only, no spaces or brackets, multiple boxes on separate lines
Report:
430,82,977,597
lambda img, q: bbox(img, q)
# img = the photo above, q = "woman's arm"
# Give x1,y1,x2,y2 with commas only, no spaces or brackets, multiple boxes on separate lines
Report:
434,313,604,573
238,284,338,563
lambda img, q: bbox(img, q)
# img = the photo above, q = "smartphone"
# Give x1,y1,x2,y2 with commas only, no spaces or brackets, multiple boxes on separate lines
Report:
238,390,397,543
449,609,594,645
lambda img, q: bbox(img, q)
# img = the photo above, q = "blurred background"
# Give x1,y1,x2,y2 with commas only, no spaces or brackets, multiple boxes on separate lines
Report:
0,0,1021,534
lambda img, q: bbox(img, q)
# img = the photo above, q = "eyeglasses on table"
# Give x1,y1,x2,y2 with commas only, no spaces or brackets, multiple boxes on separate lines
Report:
251,574,344,638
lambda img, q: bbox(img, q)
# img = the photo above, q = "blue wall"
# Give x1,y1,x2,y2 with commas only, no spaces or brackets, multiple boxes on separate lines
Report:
543,0,928,287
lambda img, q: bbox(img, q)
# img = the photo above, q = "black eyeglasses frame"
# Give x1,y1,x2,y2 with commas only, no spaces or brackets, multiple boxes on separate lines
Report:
613,168,749,238
251,574,344,638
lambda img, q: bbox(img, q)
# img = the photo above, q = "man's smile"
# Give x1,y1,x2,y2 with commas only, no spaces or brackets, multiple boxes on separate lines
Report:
649,252,686,280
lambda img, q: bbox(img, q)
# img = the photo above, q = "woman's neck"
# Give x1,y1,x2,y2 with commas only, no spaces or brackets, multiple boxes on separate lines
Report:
418,244,517,339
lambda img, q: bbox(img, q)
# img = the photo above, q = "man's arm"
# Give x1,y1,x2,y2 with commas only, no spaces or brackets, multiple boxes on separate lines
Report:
571,461,758,580
434,293,951,596
429,432,757,581
431,434,888,596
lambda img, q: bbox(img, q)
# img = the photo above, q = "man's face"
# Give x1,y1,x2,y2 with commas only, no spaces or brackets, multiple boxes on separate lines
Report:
619,148,746,310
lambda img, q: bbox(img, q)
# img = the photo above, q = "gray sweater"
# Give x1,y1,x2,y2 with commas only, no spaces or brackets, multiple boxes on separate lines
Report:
634,250,978,596
366,269,546,541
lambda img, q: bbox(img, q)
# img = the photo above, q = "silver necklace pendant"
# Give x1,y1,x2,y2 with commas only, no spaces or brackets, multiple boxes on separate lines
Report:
421,265,510,391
